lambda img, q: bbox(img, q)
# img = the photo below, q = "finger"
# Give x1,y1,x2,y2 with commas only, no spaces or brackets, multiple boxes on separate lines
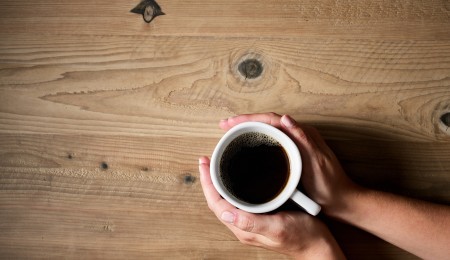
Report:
198,156,253,229
280,115,317,150
302,126,326,151
198,156,226,209
228,212,304,249
219,112,283,131
198,157,283,235
226,224,273,248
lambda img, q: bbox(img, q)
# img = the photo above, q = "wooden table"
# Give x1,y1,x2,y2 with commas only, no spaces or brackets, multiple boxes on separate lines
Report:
1,0,449,259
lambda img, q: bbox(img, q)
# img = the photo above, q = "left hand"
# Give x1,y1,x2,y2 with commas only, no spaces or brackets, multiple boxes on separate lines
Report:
199,156,345,259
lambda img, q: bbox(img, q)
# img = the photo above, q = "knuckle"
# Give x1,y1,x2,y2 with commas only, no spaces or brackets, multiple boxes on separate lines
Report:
269,214,293,241
268,113,281,125
298,129,308,140
236,215,255,233
315,154,328,167
294,128,309,142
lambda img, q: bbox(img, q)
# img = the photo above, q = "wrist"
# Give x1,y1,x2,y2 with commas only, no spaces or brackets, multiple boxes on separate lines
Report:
325,182,369,222
293,235,345,260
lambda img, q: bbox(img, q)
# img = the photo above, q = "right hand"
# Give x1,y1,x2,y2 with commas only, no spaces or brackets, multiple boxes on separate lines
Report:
219,113,362,216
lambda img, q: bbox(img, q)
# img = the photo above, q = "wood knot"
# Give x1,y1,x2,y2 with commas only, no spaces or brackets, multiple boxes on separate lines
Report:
228,49,279,93
130,0,165,23
440,112,450,128
101,162,109,170
238,59,263,79
183,173,196,185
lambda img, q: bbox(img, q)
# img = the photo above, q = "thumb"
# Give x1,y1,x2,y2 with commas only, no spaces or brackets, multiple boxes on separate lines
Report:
221,210,256,233
222,210,282,237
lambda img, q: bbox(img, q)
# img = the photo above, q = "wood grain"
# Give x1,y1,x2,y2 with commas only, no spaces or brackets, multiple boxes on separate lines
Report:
0,0,449,40
0,0,449,259
1,36,449,140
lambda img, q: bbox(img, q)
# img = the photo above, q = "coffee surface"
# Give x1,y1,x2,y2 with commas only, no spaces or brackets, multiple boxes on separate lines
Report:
220,132,289,204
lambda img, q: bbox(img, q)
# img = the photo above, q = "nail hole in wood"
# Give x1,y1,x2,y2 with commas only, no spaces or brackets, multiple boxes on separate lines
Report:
238,59,263,79
441,112,450,128
101,162,108,170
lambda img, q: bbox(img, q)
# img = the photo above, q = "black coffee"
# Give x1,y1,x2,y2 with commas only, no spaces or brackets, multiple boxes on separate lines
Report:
220,132,289,204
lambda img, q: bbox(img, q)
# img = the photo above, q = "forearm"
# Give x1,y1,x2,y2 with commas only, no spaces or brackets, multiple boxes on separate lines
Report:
330,187,450,259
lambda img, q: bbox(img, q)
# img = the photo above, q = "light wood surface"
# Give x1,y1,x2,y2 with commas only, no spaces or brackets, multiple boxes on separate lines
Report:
1,0,449,259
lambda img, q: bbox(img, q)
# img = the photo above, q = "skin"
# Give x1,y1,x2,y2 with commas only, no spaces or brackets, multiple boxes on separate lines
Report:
200,156,344,259
199,112,450,259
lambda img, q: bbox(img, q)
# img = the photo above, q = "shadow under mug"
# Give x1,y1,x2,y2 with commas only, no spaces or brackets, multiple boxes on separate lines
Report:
210,122,321,216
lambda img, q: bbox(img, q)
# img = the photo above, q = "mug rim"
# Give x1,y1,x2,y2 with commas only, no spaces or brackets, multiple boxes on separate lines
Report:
210,122,302,213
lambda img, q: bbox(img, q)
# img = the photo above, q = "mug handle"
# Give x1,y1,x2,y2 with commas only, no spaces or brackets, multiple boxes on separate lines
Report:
290,190,321,216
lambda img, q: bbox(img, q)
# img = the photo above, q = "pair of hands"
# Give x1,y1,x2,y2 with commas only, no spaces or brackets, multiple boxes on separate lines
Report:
199,113,358,259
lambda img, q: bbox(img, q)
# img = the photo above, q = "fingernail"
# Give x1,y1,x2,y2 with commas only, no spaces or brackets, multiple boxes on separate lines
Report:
221,211,235,224
199,157,208,165
281,115,296,128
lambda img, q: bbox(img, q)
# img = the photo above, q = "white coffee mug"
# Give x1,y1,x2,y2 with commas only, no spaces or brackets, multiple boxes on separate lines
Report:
210,122,321,216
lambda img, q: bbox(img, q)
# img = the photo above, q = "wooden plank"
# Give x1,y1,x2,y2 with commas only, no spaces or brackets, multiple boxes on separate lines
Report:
0,196,287,259
0,134,448,198
0,135,448,202
1,134,447,258
0,0,449,40
0,133,448,258
1,36,449,141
